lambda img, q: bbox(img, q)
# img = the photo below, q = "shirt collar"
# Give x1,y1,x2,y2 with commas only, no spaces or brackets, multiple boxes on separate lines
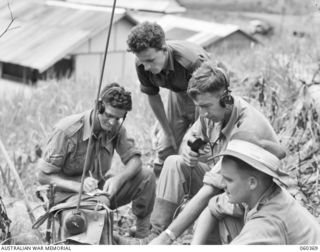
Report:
221,96,238,138
164,45,175,73
82,110,117,151
245,183,281,221
136,46,174,74
82,110,93,141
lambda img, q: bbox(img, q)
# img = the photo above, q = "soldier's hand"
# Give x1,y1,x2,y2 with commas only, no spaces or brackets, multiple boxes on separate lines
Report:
182,135,199,167
83,177,98,193
103,177,121,199
149,232,173,245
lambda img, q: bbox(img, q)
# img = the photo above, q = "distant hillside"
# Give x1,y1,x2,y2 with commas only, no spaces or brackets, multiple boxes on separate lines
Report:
174,0,319,38
178,0,316,15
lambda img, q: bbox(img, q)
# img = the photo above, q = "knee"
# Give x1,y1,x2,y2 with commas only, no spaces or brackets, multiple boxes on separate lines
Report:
139,167,156,186
158,147,176,161
162,155,185,174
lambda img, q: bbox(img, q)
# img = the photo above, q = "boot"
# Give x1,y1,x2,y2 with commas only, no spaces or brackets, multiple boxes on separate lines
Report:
114,198,178,245
150,198,178,235
129,213,151,238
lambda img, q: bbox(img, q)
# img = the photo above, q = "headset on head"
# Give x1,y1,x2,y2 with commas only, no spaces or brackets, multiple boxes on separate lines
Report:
216,67,234,108
97,84,128,121
95,85,130,146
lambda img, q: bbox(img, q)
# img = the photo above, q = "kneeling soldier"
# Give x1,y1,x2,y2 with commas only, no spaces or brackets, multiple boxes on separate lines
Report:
36,83,156,244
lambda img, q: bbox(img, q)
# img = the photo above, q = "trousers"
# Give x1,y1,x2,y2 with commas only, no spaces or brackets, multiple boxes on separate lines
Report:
153,91,197,164
156,155,210,204
57,167,156,244
155,155,243,243
202,215,244,244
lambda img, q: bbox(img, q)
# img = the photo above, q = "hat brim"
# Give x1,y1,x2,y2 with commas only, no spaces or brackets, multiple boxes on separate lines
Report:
215,150,289,186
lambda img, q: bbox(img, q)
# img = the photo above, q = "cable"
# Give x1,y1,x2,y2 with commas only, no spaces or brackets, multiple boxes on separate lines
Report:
75,0,118,214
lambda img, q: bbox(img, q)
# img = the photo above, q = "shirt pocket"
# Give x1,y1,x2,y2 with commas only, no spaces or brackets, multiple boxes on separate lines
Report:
63,154,85,176
64,141,87,176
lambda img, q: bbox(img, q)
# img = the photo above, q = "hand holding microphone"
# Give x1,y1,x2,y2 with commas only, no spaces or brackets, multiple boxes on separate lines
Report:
182,135,207,167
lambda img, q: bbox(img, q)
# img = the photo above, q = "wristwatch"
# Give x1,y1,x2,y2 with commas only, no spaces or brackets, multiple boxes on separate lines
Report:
165,229,177,241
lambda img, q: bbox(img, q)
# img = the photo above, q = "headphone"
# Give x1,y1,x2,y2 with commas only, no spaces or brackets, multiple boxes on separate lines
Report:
97,84,129,121
216,67,234,108
219,89,234,108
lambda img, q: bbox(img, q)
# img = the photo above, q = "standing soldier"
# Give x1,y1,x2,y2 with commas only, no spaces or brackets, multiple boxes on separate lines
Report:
127,21,209,175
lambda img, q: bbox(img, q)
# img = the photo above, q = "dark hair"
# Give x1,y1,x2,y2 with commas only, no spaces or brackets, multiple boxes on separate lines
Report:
127,22,165,53
187,61,229,100
100,83,132,111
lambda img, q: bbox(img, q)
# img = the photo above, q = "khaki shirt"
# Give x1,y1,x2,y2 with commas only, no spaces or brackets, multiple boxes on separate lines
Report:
231,184,320,244
136,40,209,95
187,96,281,188
38,110,141,199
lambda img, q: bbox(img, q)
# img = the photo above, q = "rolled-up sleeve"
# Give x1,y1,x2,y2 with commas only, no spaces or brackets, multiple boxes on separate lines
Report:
38,129,70,174
115,126,141,165
208,192,244,220
189,55,206,72
203,160,226,189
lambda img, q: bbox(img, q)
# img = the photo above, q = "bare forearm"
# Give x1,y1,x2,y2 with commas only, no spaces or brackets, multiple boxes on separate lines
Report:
116,156,142,185
149,185,219,245
148,94,171,133
38,171,82,193
191,207,217,244
169,185,217,237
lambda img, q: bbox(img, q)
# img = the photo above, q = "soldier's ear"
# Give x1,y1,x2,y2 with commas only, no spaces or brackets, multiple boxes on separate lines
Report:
248,177,258,190
225,103,233,111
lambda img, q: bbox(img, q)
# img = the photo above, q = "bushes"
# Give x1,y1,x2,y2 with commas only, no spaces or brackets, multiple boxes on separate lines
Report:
0,76,156,199
0,22,319,223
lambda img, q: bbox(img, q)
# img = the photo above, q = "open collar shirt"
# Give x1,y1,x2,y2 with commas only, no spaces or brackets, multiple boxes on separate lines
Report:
231,184,320,244
39,110,141,184
187,96,281,189
136,40,209,95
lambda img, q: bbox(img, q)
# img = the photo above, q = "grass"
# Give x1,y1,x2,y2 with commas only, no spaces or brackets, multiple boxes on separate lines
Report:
1,4,320,243
0,75,157,198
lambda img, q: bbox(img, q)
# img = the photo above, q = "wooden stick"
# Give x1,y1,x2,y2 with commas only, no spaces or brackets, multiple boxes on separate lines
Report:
0,138,36,225
0,164,14,197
